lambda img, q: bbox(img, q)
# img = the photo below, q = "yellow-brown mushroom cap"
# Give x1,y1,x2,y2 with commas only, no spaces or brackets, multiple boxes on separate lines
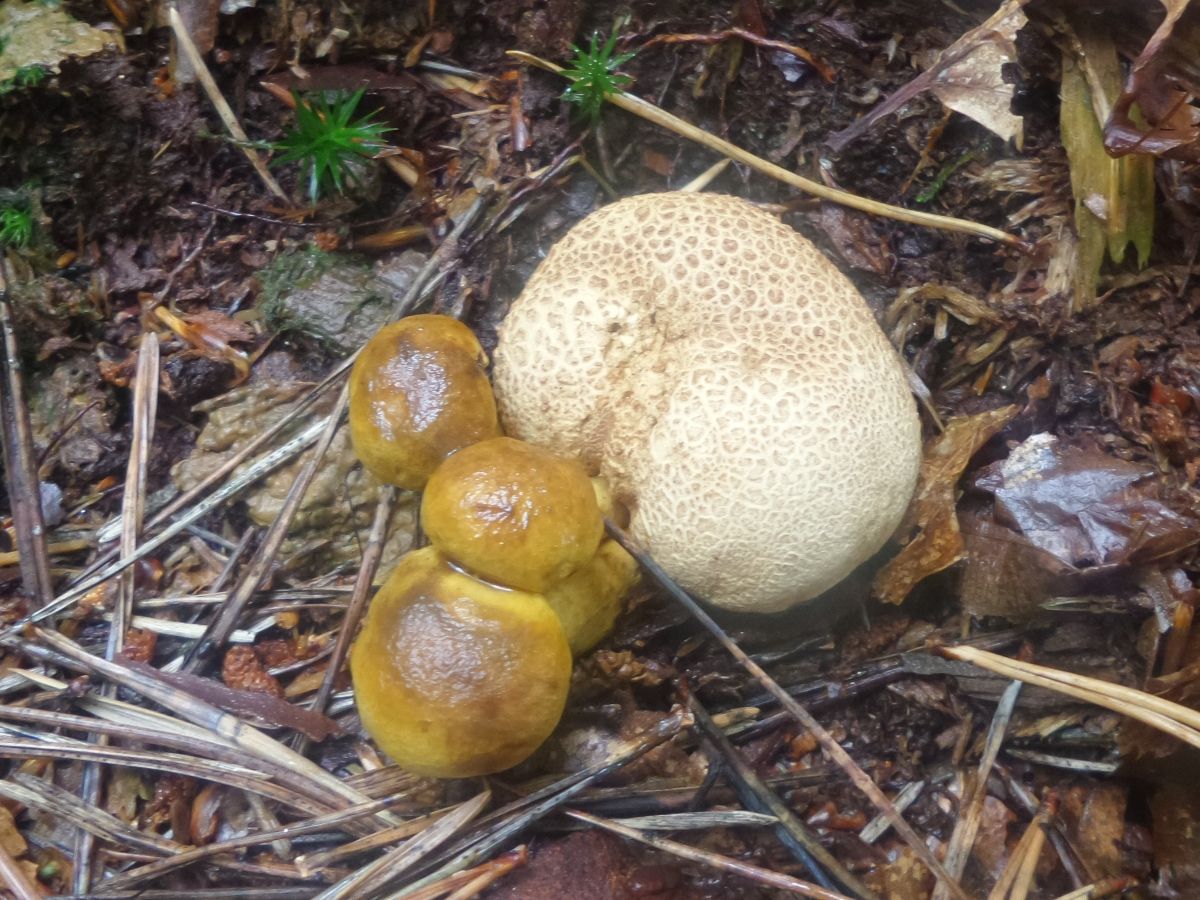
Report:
349,546,571,778
421,436,604,593
349,315,500,490
492,192,922,613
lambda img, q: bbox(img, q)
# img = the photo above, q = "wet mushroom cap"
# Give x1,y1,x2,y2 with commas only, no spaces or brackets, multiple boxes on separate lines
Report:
348,315,501,491
421,436,604,593
492,192,922,613
349,546,571,778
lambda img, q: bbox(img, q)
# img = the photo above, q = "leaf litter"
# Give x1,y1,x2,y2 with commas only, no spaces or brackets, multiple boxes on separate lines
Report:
2,1,1200,897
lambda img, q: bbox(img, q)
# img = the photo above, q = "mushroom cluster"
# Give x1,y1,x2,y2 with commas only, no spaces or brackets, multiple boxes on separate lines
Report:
493,192,922,614
347,316,638,777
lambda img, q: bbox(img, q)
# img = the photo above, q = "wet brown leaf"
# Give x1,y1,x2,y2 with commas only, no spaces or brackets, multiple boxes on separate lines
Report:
1105,0,1200,160
973,433,1200,568
874,405,1019,605
958,510,1079,619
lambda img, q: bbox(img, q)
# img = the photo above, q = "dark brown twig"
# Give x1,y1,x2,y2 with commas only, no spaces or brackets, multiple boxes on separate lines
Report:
607,521,970,900
687,692,875,899
640,28,834,82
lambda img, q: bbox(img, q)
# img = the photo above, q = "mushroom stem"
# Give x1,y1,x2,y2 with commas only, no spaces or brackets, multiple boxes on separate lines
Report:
605,520,973,900
508,50,1029,251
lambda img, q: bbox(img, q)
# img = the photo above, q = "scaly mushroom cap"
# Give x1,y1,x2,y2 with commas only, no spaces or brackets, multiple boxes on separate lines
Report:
492,192,921,613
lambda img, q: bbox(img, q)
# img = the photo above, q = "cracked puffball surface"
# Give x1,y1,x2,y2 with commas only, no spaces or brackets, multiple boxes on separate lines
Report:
492,192,922,614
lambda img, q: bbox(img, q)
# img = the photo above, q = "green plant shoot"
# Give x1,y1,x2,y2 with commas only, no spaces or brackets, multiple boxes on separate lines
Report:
0,204,33,248
561,27,635,123
273,88,392,203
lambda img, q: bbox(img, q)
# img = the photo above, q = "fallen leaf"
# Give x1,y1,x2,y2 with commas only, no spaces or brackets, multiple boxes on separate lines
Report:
958,510,1079,619
826,0,1029,151
1104,0,1200,160
1060,783,1127,878
973,433,1200,568
1149,785,1200,893
873,405,1019,605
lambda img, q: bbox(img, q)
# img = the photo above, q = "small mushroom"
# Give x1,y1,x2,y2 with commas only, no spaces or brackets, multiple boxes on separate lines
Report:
421,436,604,593
349,546,571,777
493,192,922,614
349,315,500,490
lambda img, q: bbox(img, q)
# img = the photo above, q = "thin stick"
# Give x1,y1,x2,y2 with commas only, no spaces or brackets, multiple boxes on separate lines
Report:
98,793,416,892
687,693,873,899
0,418,327,641
607,522,969,900
943,645,1200,748
301,485,395,745
934,680,1021,900
168,6,287,200
570,810,852,900
1051,878,1138,900
507,51,1026,250
0,258,54,607
313,792,490,900
680,158,732,192
987,801,1051,900
34,628,385,816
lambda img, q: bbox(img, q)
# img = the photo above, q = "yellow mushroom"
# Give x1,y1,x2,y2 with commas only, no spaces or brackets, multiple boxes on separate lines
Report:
348,315,500,490
349,546,571,778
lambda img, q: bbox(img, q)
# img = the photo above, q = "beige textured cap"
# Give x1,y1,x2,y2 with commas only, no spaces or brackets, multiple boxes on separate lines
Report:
493,192,921,613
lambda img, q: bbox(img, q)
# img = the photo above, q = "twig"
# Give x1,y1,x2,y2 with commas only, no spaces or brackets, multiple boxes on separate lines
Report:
640,28,834,82
33,629,387,816
680,158,731,192
1051,878,1138,900
987,797,1053,900
569,810,853,900
607,522,970,900
0,418,327,640
933,680,1021,900
506,50,1027,250
167,6,287,200
299,484,395,751
313,792,490,900
98,792,417,892
76,333,161,893
392,848,527,900
942,645,1200,749
859,780,925,844
994,764,1089,889
0,257,54,607
687,692,874,899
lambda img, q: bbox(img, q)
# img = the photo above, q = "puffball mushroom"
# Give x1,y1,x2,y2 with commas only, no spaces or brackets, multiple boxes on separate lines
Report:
350,546,571,778
348,315,501,490
492,192,922,614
